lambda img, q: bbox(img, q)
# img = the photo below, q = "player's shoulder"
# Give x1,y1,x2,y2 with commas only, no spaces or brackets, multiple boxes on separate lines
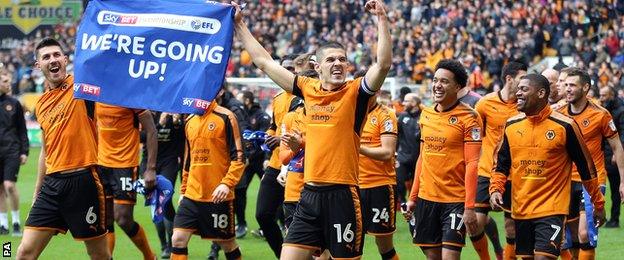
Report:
455,101,480,119
295,76,321,88
548,110,576,127
214,104,235,117
587,100,610,115
506,113,527,127
377,104,397,118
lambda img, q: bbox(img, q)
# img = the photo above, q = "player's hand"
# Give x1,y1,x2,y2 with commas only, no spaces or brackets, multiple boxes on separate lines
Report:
231,1,244,24
212,184,230,203
276,172,287,187
463,208,478,235
594,207,606,228
19,154,27,165
172,114,182,125
403,200,416,221
265,135,280,150
159,112,169,126
611,155,617,165
365,0,387,17
620,183,624,203
282,131,302,151
490,192,504,210
143,168,156,190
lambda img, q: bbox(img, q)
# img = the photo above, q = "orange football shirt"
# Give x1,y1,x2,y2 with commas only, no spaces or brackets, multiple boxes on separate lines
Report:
35,75,98,174
474,91,519,178
558,101,617,184
415,102,483,203
292,76,375,185
280,107,306,202
491,106,604,219
181,102,245,202
358,103,398,188
96,103,147,168
267,91,296,170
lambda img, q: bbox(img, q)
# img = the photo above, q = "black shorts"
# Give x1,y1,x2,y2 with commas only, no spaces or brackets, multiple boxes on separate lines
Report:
284,184,364,259
515,215,565,258
412,198,465,250
568,181,583,222
475,176,512,215
25,168,107,240
360,185,397,236
0,153,20,182
174,197,235,241
98,166,138,205
283,202,297,228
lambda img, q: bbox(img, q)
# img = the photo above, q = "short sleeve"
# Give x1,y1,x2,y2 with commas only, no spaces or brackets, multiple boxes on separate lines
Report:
601,111,618,139
464,112,483,142
380,109,398,135
293,76,319,99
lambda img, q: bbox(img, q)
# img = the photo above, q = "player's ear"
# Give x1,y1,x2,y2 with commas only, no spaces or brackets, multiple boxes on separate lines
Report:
538,87,547,99
314,62,321,74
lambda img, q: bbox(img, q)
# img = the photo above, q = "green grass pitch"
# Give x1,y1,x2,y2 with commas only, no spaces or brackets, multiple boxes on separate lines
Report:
1,147,622,259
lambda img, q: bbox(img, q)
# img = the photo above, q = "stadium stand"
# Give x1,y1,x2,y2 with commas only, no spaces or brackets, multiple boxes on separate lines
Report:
2,1,623,103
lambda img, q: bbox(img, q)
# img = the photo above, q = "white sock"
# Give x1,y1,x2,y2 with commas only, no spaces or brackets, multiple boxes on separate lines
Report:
0,213,8,228
11,210,19,225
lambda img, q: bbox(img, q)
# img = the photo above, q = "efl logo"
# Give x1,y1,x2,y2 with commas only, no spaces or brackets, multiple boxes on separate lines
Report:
190,20,217,31
99,11,138,25
78,84,101,96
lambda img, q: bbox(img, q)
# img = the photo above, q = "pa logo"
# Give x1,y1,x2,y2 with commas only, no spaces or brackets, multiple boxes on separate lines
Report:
2,242,10,257
582,119,590,127
545,130,556,140
208,122,216,131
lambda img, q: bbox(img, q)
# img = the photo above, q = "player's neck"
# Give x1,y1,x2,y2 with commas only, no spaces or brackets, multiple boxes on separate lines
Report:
435,99,459,112
457,87,469,98
525,101,549,116
570,98,589,114
499,85,515,103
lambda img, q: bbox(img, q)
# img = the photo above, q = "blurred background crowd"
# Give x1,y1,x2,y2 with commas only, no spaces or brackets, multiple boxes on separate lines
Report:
1,0,624,104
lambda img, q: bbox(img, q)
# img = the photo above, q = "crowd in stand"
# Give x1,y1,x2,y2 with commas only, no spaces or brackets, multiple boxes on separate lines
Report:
1,0,624,99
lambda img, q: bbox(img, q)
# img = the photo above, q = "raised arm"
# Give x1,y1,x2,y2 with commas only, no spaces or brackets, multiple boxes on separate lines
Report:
364,0,392,91
232,2,295,92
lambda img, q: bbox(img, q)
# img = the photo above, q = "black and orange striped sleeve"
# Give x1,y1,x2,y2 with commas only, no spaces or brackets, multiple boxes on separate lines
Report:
221,112,245,189
490,134,510,195
181,138,190,195
566,119,606,210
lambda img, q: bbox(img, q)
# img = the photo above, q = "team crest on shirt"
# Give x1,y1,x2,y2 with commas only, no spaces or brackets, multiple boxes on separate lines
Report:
449,116,458,125
402,117,410,124
471,127,481,141
370,116,377,125
4,104,12,112
545,130,556,140
609,119,617,131
208,122,216,131
582,119,590,127
384,120,393,132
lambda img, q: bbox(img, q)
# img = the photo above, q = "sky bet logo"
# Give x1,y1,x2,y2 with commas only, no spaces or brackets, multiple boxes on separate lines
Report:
182,98,211,110
74,84,101,96
100,12,137,25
